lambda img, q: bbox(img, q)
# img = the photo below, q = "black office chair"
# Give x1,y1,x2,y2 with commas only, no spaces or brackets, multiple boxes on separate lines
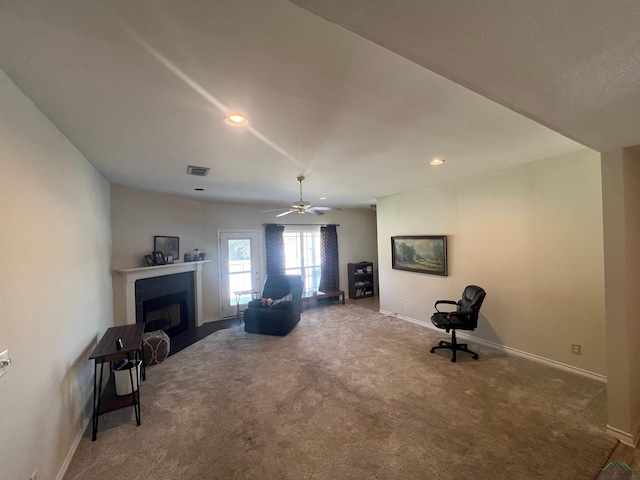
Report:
430,285,486,362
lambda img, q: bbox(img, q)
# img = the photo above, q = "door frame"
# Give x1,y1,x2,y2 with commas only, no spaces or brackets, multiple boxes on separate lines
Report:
217,229,263,319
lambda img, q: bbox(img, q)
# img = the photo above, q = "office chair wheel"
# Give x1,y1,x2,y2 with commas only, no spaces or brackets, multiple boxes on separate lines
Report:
450,357,456,363
429,347,435,353
472,354,479,360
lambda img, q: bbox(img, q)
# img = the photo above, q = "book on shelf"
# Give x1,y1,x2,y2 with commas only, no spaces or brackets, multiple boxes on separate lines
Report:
355,287,373,298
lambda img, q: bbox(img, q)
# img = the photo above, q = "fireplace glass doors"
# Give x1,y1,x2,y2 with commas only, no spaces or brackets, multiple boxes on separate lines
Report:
142,290,188,338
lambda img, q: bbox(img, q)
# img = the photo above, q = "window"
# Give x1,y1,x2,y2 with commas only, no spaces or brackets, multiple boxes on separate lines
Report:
283,228,321,294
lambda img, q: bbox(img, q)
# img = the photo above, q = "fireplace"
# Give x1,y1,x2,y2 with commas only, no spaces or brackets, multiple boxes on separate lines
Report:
143,290,189,337
115,260,209,329
134,271,196,338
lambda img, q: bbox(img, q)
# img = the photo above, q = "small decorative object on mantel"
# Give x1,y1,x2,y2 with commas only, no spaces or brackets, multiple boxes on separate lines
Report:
183,249,206,262
165,254,174,264
144,255,154,267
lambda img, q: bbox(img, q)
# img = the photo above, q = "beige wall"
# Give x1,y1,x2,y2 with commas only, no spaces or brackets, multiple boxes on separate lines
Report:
377,149,606,376
0,69,113,479
110,184,377,322
602,147,640,442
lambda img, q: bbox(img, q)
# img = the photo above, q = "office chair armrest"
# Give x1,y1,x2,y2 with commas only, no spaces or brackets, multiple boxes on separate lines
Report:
434,300,458,312
447,309,473,317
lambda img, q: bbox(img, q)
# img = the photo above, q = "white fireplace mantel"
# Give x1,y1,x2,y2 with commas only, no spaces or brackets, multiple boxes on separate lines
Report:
114,260,211,327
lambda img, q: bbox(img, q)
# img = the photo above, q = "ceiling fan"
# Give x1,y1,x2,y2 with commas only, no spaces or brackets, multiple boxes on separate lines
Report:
262,176,341,217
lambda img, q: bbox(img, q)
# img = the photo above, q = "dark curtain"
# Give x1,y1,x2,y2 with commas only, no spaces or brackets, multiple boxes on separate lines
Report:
319,225,339,292
265,224,285,274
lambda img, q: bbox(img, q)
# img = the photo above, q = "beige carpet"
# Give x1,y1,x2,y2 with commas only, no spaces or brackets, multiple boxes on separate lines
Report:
65,304,616,479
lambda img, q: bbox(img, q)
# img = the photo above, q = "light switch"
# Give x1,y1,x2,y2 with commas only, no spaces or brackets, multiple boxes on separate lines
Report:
0,350,11,377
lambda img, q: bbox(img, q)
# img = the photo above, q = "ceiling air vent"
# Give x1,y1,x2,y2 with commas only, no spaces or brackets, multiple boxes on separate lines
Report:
187,166,210,177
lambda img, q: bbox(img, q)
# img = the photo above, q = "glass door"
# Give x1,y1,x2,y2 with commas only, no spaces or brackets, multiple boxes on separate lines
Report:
219,231,261,318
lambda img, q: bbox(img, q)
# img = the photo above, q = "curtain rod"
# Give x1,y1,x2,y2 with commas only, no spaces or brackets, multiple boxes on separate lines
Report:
263,223,340,227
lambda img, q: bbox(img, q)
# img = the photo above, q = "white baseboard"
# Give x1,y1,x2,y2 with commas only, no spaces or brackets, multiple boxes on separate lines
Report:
201,316,222,323
55,414,90,480
380,310,607,383
607,423,640,447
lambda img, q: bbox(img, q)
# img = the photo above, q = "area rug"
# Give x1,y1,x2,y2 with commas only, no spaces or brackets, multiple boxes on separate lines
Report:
64,304,616,479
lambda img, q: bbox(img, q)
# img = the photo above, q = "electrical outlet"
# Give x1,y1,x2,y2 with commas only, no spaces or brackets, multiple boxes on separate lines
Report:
399,301,404,309
30,468,37,480
572,344,581,355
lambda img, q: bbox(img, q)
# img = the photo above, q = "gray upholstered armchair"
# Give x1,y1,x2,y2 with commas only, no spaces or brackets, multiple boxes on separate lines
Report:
244,274,304,335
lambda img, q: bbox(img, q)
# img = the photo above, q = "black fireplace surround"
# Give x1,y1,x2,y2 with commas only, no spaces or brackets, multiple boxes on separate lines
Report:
135,272,196,337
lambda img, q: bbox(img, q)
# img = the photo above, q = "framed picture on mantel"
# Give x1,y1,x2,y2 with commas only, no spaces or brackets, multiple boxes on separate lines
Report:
152,251,166,266
391,235,448,276
154,236,179,260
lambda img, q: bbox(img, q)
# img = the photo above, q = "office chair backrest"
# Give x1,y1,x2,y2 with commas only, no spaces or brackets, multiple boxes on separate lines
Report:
458,285,486,327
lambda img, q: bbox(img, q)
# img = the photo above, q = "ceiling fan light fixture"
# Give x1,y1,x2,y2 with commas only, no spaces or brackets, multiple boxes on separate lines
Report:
224,113,249,127
430,157,445,166
265,175,336,217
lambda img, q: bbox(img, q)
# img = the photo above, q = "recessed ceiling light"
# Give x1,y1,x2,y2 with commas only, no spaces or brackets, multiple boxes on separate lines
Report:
430,157,445,166
194,188,204,191
224,113,249,127
319,197,327,200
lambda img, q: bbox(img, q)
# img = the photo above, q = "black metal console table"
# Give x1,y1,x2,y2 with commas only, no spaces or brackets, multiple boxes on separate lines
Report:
89,323,144,441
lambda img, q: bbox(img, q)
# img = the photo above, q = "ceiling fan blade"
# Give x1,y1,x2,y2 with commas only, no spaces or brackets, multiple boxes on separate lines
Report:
310,206,343,211
261,207,291,213
276,209,296,217
306,209,325,216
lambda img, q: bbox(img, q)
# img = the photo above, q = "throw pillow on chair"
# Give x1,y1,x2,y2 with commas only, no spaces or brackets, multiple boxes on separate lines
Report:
270,293,292,306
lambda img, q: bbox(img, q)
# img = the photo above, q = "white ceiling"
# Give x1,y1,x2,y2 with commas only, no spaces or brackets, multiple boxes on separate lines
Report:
2,0,630,209
291,0,640,153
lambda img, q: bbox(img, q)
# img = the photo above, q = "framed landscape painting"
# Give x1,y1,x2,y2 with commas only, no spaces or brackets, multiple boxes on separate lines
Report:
391,236,448,276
